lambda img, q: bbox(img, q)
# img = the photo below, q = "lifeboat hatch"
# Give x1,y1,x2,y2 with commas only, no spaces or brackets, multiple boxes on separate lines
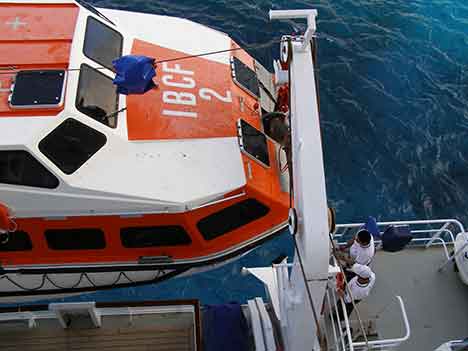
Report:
9,70,67,109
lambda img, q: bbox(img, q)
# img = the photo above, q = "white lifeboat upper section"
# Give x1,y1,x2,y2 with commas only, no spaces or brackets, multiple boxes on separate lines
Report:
0,1,248,218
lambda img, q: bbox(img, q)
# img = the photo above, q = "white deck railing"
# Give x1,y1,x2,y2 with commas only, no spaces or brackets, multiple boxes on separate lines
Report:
334,218,464,243
325,271,410,350
334,218,467,271
351,296,410,350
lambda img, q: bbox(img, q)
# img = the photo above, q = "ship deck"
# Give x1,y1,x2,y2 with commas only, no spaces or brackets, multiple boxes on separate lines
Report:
0,301,200,351
352,246,468,350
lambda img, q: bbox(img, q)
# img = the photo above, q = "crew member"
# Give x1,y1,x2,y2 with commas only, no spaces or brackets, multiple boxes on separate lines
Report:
338,263,376,320
340,229,375,266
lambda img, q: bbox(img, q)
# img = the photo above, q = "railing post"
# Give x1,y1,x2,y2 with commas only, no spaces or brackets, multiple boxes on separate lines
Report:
351,296,410,349
425,222,450,248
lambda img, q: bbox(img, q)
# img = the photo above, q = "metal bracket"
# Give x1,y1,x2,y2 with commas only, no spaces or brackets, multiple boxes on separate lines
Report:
269,9,318,52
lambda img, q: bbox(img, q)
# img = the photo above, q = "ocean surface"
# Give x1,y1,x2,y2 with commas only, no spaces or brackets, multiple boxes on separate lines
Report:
49,0,468,305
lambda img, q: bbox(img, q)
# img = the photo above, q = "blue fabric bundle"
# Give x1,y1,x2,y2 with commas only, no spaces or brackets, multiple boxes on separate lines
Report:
381,225,413,252
364,216,381,239
112,55,156,95
202,303,249,351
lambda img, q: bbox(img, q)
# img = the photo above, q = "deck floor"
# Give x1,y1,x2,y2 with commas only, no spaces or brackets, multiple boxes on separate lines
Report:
353,246,468,350
0,313,195,351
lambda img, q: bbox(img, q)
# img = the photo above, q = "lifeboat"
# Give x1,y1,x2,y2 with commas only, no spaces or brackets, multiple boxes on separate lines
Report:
0,0,290,300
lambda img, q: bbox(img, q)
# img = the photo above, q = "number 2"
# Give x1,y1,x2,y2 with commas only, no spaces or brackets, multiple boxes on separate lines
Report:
199,88,232,103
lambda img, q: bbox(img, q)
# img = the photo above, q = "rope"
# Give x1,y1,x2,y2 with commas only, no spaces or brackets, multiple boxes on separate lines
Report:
0,274,47,292
287,54,293,209
293,234,327,350
101,106,127,120
0,269,169,292
258,80,277,105
0,40,285,76
329,234,370,349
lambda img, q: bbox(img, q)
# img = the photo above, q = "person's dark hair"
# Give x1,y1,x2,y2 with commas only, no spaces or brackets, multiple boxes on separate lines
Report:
357,229,371,245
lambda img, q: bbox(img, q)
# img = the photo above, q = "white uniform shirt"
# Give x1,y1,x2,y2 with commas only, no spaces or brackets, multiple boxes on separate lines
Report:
349,235,375,266
344,272,376,303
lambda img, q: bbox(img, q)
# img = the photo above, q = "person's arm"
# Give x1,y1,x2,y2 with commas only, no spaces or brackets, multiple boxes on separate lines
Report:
341,255,355,266
337,288,345,299
340,236,355,251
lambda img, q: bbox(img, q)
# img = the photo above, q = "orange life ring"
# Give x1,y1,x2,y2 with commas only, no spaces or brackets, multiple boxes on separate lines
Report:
0,203,15,232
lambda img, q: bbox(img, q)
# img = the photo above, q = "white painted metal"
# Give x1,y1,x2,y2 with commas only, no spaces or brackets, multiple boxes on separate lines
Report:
335,218,465,234
248,299,267,351
99,8,232,65
0,304,195,321
351,296,410,350
329,285,353,350
269,10,317,51
425,222,452,248
0,311,37,328
242,267,281,321
49,302,102,328
1,137,247,218
453,233,468,285
435,340,467,351
273,60,289,85
325,290,340,350
280,23,329,351
244,11,331,351
255,297,276,351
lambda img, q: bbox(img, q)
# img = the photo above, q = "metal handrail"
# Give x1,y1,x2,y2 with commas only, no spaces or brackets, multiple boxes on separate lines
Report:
352,296,410,350
335,218,465,234
328,287,354,351
325,291,338,349
334,218,467,272
325,291,411,350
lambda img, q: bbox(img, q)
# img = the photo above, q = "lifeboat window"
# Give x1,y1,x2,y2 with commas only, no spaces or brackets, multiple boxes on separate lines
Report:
76,64,119,128
0,231,33,251
231,56,260,98
9,70,66,109
83,16,122,70
0,150,59,189
121,226,192,248
39,119,107,175
197,198,270,240
238,119,270,167
45,228,106,250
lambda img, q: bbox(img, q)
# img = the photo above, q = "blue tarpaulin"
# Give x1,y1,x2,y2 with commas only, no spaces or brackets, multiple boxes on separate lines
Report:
382,225,413,252
112,55,156,95
364,216,381,239
202,303,249,351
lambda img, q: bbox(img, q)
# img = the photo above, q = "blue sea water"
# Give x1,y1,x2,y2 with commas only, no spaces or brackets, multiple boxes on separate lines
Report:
40,0,468,305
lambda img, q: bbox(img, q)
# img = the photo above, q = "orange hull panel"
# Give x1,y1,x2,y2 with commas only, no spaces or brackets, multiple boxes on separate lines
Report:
0,189,288,267
127,39,261,140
